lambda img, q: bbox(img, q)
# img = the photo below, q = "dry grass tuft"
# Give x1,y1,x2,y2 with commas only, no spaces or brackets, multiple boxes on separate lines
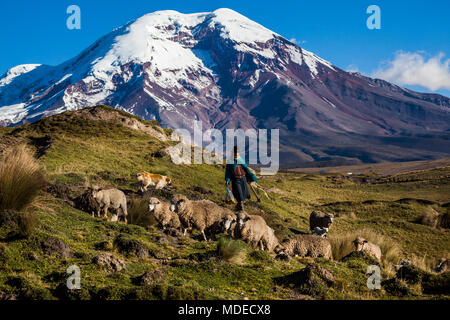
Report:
329,229,402,268
420,207,440,228
0,145,45,211
217,238,248,265
420,206,450,229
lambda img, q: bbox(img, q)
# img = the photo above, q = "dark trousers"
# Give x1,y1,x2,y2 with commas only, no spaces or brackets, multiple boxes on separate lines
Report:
231,177,250,204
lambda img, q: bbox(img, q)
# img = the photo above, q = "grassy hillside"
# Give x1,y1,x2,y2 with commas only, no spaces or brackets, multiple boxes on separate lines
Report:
0,106,449,300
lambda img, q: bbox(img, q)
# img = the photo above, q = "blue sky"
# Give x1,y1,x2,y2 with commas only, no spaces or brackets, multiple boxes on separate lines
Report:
0,0,449,96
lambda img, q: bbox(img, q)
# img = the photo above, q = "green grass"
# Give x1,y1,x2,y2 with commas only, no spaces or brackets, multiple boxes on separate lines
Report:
0,106,449,300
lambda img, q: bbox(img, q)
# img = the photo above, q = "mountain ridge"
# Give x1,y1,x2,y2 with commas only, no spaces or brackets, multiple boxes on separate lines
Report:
1,8,449,166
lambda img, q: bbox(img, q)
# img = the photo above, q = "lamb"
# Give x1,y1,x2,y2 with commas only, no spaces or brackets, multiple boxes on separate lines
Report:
434,258,449,273
311,227,329,238
309,211,334,232
234,211,279,252
353,237,382,261
170,194,235,241
91,187,128,223
274,234,333,259
148,197,181,230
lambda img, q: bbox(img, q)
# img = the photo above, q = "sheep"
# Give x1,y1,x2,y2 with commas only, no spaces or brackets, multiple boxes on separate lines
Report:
234,211,279,251
274,234,333,259
311,226,329,238
353,237,382,261
434,258,449,273
261,226,280,252
170,194,234,241
221,213,238,237
309,211,334,232
222,212,279,251
148,197,181,230
91,187,128,223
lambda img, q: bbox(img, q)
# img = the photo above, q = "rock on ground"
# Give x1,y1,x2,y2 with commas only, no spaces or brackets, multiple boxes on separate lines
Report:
92,253,125,272
41,237,74,258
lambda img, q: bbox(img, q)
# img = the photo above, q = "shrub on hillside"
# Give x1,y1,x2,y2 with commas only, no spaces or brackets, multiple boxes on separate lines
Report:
0,146,45,211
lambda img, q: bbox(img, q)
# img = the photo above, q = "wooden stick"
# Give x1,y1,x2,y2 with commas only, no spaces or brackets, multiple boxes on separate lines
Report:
249,182,262,202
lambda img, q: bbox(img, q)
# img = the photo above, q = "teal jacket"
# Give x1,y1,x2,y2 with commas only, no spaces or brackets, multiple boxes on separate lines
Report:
225,157,258,184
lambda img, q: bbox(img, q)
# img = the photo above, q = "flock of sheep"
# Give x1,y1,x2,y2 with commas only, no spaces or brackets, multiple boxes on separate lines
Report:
87,176,384,262
147,193,382,261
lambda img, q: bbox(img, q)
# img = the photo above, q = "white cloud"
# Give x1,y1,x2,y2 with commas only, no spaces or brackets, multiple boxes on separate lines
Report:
372,51,450,91
346,64,359,73
289,38,307,46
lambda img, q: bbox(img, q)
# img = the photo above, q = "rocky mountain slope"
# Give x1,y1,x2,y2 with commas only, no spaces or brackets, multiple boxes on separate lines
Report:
1,8,450,166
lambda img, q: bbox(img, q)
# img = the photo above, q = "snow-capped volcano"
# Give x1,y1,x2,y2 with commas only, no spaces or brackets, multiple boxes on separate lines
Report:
1,8,450,166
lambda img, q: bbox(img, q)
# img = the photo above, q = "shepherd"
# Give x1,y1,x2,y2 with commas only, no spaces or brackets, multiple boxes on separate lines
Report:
225,146,258,211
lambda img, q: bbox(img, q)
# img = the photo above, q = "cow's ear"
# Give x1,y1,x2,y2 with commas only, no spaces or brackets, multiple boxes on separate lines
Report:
244,216,251,222
363,240,368,243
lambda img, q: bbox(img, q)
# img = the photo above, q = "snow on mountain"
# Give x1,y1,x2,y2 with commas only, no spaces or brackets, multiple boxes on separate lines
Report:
1,8,449,165
0,64,41,87
0,8,335,126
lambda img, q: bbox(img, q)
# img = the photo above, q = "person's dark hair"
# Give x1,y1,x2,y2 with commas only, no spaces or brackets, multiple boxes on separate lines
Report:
233,146,239,155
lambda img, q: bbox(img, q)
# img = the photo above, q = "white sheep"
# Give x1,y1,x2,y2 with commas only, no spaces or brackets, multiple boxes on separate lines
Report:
262,226,280,252
353,237,382,261
148,197,181,230
91,187,128,223
221,213,238,237
170,194,234,241
234,211,279,252
274,234,333,259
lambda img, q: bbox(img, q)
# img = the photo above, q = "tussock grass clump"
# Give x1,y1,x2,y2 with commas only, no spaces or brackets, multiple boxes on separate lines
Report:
216,238,248,265
408,254,436,273
420,206,450,229
0,146,45,211
329,229,401,267
0,209,36,238
420,207,440,228
18,211,37,238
